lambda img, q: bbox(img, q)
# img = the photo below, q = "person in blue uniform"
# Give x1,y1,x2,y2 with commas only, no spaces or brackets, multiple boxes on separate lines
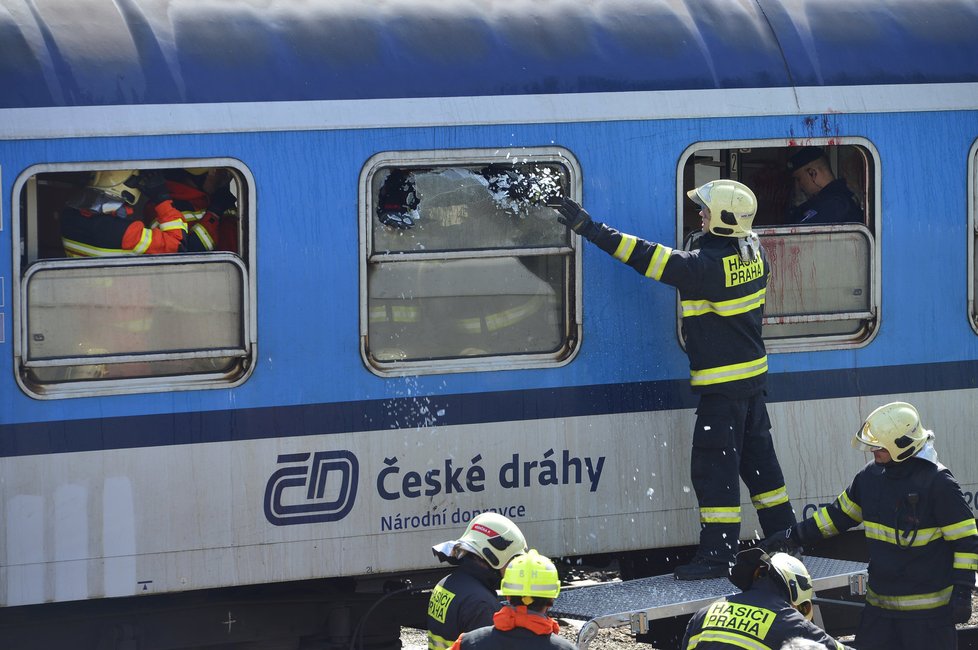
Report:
763,402,978,650
786,147,863,224
682,548,854,649
427,513,528,650
549,180,795,580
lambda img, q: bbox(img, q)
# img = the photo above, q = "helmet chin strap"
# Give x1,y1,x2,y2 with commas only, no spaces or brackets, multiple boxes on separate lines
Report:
737,233,760,262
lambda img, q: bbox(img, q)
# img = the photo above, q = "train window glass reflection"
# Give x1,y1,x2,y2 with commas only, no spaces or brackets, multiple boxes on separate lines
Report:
361,150,581,375
14,163,254,397
680,140,880,350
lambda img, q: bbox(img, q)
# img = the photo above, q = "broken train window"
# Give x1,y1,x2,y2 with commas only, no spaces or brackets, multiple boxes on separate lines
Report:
361,148,582,375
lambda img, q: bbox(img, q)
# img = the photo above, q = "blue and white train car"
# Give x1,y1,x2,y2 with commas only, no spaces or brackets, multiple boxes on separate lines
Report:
2,0,978,647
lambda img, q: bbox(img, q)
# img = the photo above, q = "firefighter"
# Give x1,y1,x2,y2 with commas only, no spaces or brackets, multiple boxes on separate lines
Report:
427,513,528,650
146,168,239,253
449,549,576,650
60,170,187,257
762,402,978,650
549,181,796,580
682,548,855,649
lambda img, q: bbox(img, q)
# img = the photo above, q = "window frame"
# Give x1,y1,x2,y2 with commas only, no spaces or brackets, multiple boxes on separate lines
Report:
12,158,257,399
359,147,583,377
676,137,882,353
969,138,978,334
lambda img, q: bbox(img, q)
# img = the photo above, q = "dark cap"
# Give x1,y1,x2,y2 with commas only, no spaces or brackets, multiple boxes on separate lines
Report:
787,146,825,171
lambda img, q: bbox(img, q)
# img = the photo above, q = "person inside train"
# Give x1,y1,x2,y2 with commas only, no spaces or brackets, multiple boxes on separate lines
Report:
785,146,863,225
145,167,239,253
60,170,187,257
448,549,576,650
762,402,978,650
681,548,854,649
549,181,796,580
427,513,528,650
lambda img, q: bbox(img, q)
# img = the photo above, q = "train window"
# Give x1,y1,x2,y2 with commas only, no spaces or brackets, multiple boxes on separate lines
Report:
360,148,582,375
12,161,256,398
679,140,880,349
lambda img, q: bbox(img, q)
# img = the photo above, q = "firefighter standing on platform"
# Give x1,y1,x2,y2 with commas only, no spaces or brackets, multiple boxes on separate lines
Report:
682,548,854,649
549,181,795,580
762,402,978,650
427,513,528,650
449,549,576,650
60,170,187,257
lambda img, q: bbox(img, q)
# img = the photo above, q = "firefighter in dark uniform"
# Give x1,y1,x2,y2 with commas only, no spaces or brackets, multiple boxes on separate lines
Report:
549,180,795,580
449,549,576,650
427,513,528,650
763,402,978,650
682,548,855,649
61,170,187,257
786,146,863,225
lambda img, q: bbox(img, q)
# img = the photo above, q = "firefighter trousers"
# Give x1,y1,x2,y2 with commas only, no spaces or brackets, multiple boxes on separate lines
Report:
689,391,796,562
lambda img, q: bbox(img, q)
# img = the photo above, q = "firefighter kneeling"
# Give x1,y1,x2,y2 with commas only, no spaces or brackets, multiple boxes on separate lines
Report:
682,548,854,649
449,550,575,650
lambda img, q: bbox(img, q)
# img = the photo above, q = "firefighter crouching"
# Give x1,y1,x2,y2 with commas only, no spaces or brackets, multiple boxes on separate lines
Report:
449,549,576,650
682,548,854,649
427,513,528,650
762,402,978,650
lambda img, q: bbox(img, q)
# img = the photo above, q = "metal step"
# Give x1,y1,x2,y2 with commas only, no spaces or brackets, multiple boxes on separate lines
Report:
551,555,867,650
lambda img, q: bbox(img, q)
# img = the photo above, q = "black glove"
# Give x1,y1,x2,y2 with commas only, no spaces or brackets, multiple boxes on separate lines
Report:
951,584,973,624
138,170,170,202
759,525,803,555
547,196,593,234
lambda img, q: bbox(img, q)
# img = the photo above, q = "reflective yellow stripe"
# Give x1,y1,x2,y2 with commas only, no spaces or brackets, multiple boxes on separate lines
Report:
131,229,153,254
685,631,701,649
814,507,840,538
181,209,207,223
942,518,978,541
370,305,420,323
644,244,671,280
191,223,215,250
864,521,942,547
696,630,768,650
613,234,637,262
62,238,132,257
689,356,767,386
681,287,766,318
427,631,453,650
954,552,978,571
866,586,952,611
838,490,863,522
750,486,789,509
700,506,741,524
158,219,188,232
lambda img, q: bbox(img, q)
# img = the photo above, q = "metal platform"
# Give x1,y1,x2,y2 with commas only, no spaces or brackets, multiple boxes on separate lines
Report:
551,556,867,650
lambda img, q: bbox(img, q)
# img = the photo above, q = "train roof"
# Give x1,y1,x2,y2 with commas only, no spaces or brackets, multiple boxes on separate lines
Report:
1,0,977,110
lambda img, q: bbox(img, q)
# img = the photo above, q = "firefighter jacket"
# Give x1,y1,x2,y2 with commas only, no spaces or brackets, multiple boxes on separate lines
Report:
681,578,854,649
61,199,187,257
450,605,576,650
582,224,767,398
427,557,502,650
796,454,978,617
146,181,228,253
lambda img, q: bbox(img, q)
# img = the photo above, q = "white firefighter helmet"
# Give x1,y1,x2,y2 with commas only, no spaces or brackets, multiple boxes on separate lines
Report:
432,512,527,570
499,549,561,601
852,401,933,462
768,553,815,621
91,170,142,206
686,179,757,238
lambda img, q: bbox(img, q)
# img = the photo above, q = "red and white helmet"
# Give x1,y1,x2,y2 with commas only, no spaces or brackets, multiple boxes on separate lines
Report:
433,513,527,570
